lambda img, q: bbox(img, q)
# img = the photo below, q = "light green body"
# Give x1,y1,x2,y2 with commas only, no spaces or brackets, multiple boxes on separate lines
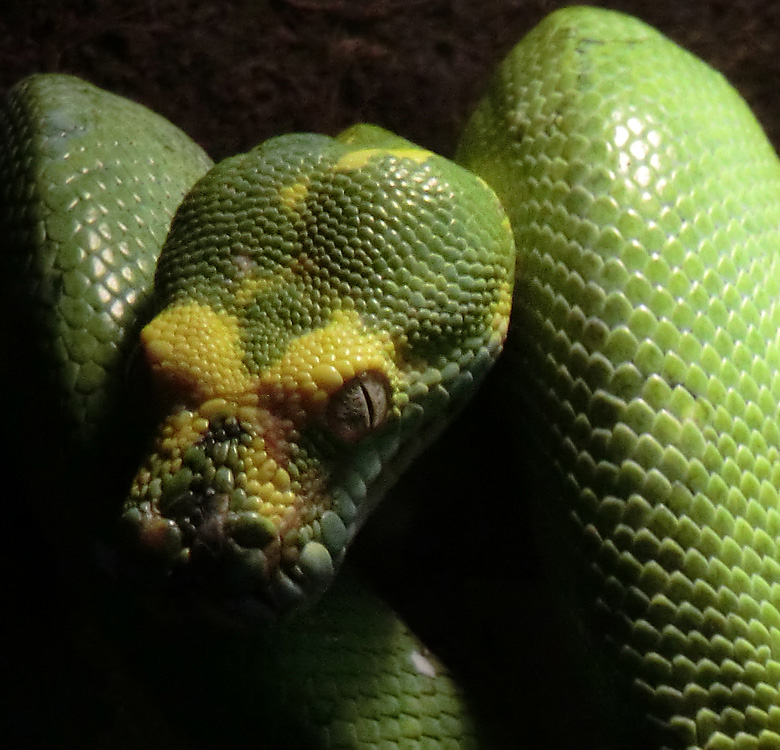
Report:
458,8,780,748
3,5,780,749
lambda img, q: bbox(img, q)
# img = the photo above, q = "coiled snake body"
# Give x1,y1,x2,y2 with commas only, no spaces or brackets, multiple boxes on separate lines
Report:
3,7,780,749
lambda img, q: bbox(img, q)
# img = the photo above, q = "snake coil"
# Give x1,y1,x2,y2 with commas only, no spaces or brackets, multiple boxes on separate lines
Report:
3,6,780,750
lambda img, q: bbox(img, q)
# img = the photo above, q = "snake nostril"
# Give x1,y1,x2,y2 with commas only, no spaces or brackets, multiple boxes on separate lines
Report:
161,484,280,561
161,487,229,551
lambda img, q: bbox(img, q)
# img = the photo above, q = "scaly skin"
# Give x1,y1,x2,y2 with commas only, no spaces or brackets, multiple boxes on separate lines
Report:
4,5,780,749
119,124,513,623
457,6,780,749
0,74,213,444
0,74,512,748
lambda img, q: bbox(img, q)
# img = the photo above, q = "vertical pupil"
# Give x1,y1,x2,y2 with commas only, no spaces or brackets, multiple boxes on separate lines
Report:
360,380,375,428
325,371,391,441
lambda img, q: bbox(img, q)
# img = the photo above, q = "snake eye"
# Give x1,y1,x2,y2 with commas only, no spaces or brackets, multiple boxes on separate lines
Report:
325,370,392,443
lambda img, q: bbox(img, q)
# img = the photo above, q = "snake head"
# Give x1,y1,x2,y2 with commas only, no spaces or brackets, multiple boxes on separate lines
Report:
118,126,514,625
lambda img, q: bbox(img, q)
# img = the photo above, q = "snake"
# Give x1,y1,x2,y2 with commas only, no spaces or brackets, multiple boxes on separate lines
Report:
4,5,780,749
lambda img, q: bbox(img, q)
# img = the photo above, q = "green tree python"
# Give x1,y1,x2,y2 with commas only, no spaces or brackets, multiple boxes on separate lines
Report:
3,5,780,749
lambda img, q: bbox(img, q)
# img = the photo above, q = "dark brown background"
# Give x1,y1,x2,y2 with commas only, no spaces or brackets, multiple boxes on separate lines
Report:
3,0,780,160
3,1,780,749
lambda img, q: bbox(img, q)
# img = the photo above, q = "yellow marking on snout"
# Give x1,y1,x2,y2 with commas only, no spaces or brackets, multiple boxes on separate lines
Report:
333,147,433,172
142,301,254,402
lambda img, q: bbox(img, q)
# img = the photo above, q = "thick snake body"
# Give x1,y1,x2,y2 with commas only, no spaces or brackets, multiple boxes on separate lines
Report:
458,8,780,749
4,6,780,749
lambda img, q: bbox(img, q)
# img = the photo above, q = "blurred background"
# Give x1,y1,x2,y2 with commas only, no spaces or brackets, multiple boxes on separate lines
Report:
2,1,779,748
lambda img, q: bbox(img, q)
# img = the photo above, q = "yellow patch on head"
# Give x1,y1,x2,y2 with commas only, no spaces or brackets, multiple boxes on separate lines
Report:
127,402,304,543
333,147,432,172
258,309,402,421
142,301,254,402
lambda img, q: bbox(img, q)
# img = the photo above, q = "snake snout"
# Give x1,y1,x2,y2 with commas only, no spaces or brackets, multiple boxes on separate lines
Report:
119,405,341,624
